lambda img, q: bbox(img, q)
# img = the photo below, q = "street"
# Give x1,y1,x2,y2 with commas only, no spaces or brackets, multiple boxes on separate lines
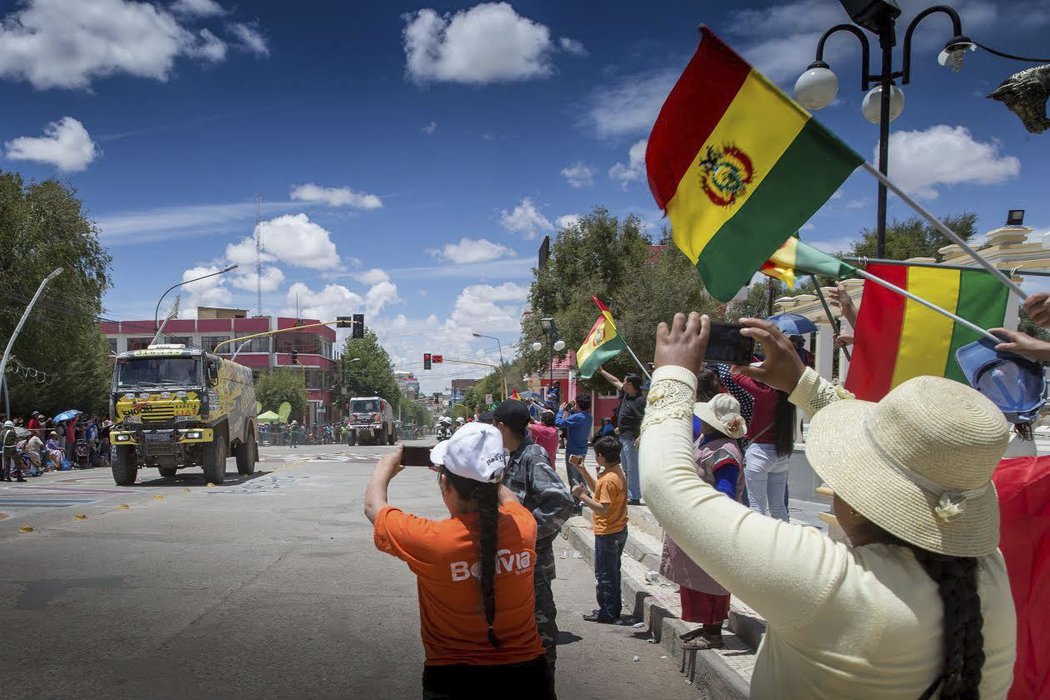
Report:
0,443,695,700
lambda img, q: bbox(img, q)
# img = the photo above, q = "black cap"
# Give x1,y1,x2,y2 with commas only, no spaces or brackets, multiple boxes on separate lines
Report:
493,399,530,434
478,411,495,424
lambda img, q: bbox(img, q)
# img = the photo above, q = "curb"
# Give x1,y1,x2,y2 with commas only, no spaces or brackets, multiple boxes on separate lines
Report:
564,518,751,700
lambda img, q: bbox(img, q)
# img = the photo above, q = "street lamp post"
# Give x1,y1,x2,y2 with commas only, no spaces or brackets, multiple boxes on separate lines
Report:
472,332,508,401
794,1,974,257
153,264,238,332
533,318,565,405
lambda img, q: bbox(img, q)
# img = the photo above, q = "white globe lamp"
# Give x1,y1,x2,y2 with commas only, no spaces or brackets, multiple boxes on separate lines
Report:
794,63,838,111
861,83,905,124
553,340,566,352
532,342,543,352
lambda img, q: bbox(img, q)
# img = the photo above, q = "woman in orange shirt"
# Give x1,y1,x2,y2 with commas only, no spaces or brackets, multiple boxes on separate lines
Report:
365,423,551,699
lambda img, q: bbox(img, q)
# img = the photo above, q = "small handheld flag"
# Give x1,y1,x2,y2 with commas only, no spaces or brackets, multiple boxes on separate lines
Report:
760,237,856,288
577,297,627,380
646,27,863,302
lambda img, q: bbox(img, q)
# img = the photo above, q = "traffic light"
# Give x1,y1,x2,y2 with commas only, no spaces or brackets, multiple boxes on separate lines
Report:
290,349,299,365
423,353,432,370
433,354,443,364
352,313,365,339
336,316,353,328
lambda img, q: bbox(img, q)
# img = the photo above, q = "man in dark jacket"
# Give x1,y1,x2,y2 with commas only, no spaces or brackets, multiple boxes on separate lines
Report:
493,399,574,696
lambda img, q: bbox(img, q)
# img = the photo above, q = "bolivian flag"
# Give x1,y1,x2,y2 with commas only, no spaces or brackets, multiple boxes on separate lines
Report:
846,263,1010,401
760,237,857,288
577,297,627,380
646,27,864,302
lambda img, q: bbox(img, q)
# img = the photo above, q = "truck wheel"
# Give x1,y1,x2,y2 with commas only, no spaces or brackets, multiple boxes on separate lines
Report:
203,434,227,485
159,467,178,478
236,431,257,476
387,426,396,445
112,446,138,486
347,432,356,447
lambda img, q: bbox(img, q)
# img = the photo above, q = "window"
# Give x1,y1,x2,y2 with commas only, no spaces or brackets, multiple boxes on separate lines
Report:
305,368,334,390
127,337,154,351
351,399,381,413
162,336,192,347
275,332,321,355
202,336,230,353
234,333,271,353
107,338,118,355
116,357,201,388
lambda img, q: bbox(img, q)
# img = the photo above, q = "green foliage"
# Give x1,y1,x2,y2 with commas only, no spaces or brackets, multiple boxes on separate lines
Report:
463,358,530,413
254,368,309,421
0,171,113,416
399,399,432,427
849,213,977,261
340,329,399,408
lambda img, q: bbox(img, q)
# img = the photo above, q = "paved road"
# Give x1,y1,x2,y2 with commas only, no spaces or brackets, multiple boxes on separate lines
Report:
0,443,696,700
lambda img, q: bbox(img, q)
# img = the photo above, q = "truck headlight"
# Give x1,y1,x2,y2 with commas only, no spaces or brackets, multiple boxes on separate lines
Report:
114,434,131,442
184,431,203,440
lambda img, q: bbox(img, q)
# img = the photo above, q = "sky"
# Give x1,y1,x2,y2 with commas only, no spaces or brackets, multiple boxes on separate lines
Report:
1,0,1048,393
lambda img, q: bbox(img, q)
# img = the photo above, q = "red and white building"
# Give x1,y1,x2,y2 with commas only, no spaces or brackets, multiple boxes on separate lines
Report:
100,307,339,428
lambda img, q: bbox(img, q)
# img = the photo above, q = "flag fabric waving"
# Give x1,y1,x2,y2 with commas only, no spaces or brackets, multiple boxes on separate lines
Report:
845,263,1010,401
577,297,627,380
760,237,857,288
646,27,864,302
510,388,521,401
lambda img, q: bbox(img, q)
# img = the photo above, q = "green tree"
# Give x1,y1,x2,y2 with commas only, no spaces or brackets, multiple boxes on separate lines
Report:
399,398,432,429
254,368,309,421
849,213,977,261
340,329,399,408
0,171,113,416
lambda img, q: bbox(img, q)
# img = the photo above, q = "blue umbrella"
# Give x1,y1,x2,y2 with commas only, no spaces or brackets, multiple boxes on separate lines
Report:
767,313,818,336
53,409,82,423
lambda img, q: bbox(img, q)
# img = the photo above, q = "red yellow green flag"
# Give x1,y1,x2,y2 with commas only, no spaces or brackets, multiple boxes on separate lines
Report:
760,237,857,288
510,388,521,401
845,263,1010,401
577,297,627,380
646,27,863,302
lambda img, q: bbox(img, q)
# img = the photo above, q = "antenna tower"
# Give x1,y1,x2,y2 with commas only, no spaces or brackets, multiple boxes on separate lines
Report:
255,195,263,316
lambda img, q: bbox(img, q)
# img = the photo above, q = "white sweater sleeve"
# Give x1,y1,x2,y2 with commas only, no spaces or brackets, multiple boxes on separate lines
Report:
640,365,851,632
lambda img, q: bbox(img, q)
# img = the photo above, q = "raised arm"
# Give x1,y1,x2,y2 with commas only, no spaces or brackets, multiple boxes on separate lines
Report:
598,367,624,391
364,447,404,523
640,313,851,632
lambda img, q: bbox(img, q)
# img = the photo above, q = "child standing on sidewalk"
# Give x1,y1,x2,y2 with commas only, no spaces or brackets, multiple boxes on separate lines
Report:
569,436,629,624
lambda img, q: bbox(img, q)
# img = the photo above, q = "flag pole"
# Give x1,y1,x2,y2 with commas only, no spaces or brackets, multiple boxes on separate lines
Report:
860,162,1027,300
621,338,653,382
811,278,851,361
855,268,1000,343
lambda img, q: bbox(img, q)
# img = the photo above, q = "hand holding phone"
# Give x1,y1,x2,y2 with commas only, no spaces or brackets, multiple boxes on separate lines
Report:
704,322,756,365
401,445,436,467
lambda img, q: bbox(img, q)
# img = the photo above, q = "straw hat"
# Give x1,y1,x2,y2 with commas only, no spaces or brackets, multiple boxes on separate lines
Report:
806,375,1008,558
693,394,747,440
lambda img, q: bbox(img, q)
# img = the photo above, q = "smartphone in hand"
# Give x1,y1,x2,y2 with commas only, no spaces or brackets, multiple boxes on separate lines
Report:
402,445,436,467
705,322,756,365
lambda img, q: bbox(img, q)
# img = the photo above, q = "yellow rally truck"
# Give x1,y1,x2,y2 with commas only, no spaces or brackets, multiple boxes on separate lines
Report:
109,344,258,486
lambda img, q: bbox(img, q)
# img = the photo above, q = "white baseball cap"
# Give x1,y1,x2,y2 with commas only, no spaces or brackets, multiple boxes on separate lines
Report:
429,422,506,483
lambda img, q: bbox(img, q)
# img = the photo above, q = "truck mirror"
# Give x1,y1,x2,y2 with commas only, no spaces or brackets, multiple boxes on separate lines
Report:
207,363,218,385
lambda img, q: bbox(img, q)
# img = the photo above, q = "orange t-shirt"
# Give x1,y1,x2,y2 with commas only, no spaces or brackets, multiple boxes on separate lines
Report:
374,501,545,666
593,468,628,535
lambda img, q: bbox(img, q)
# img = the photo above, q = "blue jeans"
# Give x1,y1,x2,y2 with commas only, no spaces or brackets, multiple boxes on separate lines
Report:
619,436,640,502
744,443,790,522
594,527,628,620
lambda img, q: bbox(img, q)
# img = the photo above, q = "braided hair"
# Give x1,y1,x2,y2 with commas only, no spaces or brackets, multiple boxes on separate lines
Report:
909,547,985,699
441,467,502,648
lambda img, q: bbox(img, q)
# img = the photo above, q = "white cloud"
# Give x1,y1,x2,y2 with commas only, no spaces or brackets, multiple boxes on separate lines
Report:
354,268,391,285
500,197,553,239
883,125,1020,199
558,37,587,56
403,2,556,84
608,138,647,189
230,266,284,292
170,0,225,18
181,264,232,309
581,68,677,139
560,161,595,188
253,214,340,269
97,200,294,245
0,0,245,90
555,214,581,229
430,237,516,264
284,282,364,323
365,280,402,315
449,282,529,333
5,116,99,172
290,183,383,209
421,120,438,135
228,21,268,57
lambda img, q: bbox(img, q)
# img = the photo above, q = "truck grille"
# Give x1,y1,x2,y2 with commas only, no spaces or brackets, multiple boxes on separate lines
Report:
141,405,176,421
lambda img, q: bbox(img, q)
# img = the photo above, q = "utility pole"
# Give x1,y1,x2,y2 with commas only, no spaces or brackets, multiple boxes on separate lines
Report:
255,194,263,317
1,267,63,416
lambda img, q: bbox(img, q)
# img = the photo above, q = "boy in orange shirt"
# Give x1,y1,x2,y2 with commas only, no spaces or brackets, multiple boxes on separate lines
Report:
569,435,629,624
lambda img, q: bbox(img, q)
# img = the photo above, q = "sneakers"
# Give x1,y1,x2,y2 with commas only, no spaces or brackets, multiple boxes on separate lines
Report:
582,611,617,624
627,499,642,506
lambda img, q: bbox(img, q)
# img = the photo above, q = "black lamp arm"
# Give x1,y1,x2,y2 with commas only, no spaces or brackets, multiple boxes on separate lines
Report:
813,23,872,91
901,5,965,85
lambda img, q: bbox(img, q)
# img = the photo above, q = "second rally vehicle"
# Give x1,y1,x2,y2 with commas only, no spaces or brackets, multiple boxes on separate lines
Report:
345,396,396,446
108,344,258,485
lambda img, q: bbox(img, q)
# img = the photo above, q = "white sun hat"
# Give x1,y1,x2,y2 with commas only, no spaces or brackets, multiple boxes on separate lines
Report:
693,394,747,440
430,422,506,483
805,375,1008,557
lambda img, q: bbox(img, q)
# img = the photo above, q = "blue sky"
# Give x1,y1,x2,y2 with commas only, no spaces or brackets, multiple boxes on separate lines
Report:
1,0,1048,392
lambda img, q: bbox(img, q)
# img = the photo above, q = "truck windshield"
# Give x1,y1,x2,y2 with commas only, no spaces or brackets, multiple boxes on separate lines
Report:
117,358,201,388
351,400,380,413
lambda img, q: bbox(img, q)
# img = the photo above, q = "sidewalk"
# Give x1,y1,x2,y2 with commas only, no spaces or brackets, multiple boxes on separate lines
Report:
554,449,831,699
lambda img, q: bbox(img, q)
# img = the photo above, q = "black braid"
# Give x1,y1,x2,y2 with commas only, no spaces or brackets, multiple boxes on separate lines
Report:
441,467,501,649
910,547,985,700
475,482,501,648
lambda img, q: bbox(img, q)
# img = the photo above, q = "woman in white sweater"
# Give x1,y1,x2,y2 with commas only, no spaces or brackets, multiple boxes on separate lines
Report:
640,313,1016,699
